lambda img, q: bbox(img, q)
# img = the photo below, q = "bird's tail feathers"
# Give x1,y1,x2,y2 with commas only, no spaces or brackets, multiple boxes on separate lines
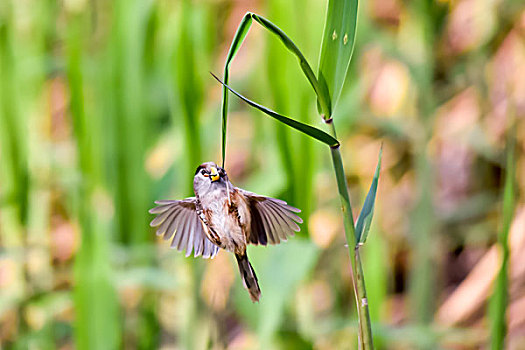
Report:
235,253,261,302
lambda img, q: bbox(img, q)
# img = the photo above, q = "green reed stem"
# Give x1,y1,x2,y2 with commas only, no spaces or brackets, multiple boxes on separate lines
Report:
489,123,516,349
326,120,373,349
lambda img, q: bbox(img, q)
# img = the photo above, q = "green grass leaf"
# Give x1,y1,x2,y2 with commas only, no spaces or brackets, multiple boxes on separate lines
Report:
318,0,359,115
221,14,253,167
220,12,331,166
250,13,331,115
355,146,382,245
489,131,516,349
212,73,339,148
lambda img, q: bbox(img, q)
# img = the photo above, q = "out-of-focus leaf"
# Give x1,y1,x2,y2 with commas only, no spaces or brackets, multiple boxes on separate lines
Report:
355,146,382,245
212,73,339,148
220,12,331,166
234,240,319,348
318,0,359,115
116,267,178,291
489,131,516,350
175,0,204,195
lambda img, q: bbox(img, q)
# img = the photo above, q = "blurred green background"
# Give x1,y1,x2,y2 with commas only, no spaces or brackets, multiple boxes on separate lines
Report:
0,0,524,349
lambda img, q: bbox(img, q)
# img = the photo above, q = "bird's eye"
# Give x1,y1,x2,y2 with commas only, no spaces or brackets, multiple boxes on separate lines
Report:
201,169,209,177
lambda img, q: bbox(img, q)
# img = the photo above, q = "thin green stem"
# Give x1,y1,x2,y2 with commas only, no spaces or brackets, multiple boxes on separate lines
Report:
489,122,516,349
355,248,373,349
326,120,373,349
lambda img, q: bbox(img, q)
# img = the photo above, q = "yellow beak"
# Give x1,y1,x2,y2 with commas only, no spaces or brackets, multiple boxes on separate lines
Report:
210,167,220,182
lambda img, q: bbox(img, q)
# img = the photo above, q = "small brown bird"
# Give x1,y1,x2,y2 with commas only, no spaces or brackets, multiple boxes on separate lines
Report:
149,162,302,302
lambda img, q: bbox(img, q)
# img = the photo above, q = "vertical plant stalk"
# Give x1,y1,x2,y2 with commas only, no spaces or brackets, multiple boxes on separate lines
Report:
0,2,29,336
489,124,516,349
109,1,159,347
316,0,373,344
406,0,438,328
326,120,373,349
66,9,120,349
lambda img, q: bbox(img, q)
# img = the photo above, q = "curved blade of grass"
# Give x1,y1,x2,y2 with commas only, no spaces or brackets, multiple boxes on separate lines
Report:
220,12,331,166
318,0,358,115
250,13,331,116
489,129,516,350
221,14,253,167
212,73,338,148
355,146,382,245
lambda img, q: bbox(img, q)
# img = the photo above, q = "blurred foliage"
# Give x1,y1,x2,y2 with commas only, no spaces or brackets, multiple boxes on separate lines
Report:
0,0,524,349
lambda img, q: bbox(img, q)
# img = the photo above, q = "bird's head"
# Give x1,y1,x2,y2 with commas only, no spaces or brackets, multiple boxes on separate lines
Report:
193,162,227,193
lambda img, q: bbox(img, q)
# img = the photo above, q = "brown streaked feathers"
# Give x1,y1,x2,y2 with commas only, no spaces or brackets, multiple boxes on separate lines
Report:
150,192,302,255
149,198,219,259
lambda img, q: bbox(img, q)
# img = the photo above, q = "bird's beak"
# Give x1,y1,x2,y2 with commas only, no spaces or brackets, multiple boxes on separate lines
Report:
210,167,220,182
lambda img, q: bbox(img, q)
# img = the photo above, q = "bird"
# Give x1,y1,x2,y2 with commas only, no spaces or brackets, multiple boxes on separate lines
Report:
149,161,302,302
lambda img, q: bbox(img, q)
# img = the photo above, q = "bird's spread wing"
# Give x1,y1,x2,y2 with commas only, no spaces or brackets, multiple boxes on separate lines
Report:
149,198,219,259
239,189,303,245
